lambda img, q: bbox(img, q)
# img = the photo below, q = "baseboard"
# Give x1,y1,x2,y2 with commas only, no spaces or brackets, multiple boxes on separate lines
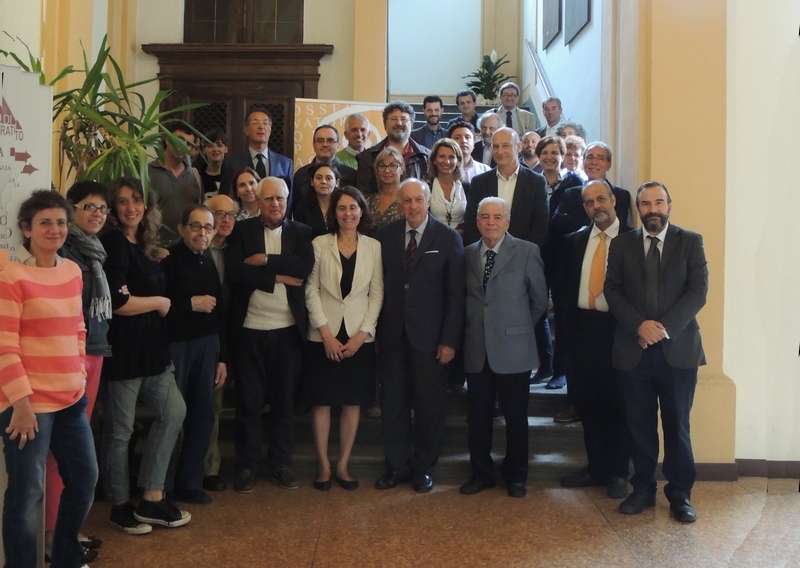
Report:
736,459,800,478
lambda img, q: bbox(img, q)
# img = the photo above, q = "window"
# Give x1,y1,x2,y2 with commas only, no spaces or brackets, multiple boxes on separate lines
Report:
184,0,303,44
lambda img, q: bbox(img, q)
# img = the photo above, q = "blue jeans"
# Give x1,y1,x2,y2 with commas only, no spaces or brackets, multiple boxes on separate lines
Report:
1,395,98,568
100,363,186,503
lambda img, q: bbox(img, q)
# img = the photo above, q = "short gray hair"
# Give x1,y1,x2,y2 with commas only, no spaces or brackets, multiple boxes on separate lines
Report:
478,112,502,130
345,113,370,129
477,196,511,219
397,177,431,200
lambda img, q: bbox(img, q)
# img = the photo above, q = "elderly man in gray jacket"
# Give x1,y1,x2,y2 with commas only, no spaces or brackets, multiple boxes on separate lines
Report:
459,197,548,498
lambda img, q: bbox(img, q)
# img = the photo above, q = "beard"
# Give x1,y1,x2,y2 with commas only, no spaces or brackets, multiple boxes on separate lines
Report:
387,127,409,144
592,209,611,225
643,212,668,232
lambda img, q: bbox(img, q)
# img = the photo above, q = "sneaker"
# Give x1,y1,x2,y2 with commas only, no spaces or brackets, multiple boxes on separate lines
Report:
110,501,152,535
271,465,299,489
134,498,191,528
234,469,255,493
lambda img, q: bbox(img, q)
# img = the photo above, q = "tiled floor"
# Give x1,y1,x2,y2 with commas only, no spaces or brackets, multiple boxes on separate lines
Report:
81,477,800,567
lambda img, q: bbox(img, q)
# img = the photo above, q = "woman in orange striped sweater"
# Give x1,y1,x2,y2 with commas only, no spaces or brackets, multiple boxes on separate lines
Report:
0,190,98,568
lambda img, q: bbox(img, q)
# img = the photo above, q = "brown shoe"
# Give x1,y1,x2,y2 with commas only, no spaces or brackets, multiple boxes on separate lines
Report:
553,405,581,423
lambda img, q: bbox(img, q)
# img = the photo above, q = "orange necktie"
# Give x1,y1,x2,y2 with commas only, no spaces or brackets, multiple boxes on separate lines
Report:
588,231,606,309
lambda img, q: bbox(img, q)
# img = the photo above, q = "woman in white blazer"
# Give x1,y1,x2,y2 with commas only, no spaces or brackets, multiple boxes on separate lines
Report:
304,186,383,491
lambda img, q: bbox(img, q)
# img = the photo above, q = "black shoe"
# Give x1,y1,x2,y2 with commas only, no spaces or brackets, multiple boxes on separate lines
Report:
234,469,255,494
271,465,299,489
619,492,656,515
334,474,359,491
607,477,629,499
460,477,496,495
530,368,553,384
134,498,191,528
82,548,99,563
375,470,410,490
560,470,604,488
412,473,434,493
670,499,698,523
313,478,331,492
78,535,103,550
109,501,152,535
545,375,566,389
174,488,213,505
203,475,227,492
553,405,581,423
507,482,527,498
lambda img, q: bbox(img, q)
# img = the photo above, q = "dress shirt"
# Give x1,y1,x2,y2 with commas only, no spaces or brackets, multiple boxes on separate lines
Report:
16,246,64,266
577,217,621,311
496,165,521,206
463,159,491,182
249,146,270,172
479,235,505,259
430,178,467,228
482,144,493,166
642,222,669,257
405,214,429,248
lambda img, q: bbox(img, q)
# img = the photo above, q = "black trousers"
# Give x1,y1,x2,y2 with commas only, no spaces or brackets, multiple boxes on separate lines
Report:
234,326,303,472
622,344,697,503
568,310,630,482
379,331,447,476
466,359,531,484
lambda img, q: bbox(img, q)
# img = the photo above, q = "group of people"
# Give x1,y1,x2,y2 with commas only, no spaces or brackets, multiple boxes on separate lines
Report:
0,86,708,567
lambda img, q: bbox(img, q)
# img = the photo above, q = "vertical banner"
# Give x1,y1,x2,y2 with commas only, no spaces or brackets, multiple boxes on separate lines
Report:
0,65,53,260
293,99,387,170
0,64,53,567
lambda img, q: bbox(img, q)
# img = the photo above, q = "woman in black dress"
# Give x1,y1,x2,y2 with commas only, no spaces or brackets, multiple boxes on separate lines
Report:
293,163,339,237
304,187,383,491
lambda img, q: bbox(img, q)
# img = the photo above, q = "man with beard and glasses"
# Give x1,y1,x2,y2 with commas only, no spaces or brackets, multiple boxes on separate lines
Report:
604,181,708,524
410,95,446,149
473,112,502,167
558,180,632,500
356,101,431,195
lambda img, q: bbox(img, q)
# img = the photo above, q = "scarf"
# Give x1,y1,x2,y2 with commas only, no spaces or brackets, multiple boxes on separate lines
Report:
67,225,112,320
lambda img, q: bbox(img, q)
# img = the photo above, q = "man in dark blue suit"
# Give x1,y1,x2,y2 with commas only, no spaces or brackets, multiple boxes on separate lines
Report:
558,180,632,499
220,110,294,207
375,179,465,493
605,181,708,523
225,177,314,495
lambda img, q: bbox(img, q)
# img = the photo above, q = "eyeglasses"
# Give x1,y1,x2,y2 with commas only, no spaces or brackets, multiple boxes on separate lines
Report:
247,120,271,127
213,210,236,220
314,137,338,145
377,162,402,171
76,203,109,214
187,222,215,234
584,154,610,162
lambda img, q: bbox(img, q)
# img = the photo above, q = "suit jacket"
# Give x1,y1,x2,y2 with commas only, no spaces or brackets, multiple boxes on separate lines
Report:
494,107,536,137
558,222,634,357
604,224,708,370
464,234,548,374
376,214,465,353
472,141,496,168
220,148,294,206
305,233,383,343
551,183,633,236
355,138,430,195
463,167,549,247
291,157,357,215
225,217,314,345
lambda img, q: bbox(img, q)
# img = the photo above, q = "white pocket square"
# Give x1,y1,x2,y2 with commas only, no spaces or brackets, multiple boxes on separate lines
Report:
425,250,439,254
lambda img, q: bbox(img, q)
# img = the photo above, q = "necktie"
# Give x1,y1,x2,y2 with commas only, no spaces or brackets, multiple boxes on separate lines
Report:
483,249,496,291
645,235,660,318
588,231,606,309
405,229,417,269
506,111,513,128
255,153,267,179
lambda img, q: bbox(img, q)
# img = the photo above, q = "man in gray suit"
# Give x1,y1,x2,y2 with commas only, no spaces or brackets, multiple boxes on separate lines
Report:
459,197,548,498
604,181,708,522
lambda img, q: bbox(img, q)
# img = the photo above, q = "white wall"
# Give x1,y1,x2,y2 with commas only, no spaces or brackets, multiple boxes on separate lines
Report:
304,0,356,101
535,0,602,141
0,0,42,66
387,0,481,98
725,0,800,461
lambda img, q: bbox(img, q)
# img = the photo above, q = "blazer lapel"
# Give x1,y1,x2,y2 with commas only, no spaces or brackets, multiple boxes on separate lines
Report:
469,243,484,283
659,225,679,275
632,228,647,274
350,233,368,292
407,215,435,272
488,234,515,281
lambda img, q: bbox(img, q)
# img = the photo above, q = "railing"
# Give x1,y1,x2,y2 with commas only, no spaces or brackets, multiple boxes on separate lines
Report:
525,39,554,100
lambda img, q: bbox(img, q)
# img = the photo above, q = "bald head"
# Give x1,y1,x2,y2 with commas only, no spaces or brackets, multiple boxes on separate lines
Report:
205,193,237,240
581,180,617,231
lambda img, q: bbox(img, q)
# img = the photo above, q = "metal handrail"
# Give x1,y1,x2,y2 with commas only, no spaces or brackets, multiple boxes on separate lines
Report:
524,39,554,100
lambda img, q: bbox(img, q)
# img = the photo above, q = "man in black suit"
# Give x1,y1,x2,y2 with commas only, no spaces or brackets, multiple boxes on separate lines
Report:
375,178,465,493
225,177,314,494
291,124,356,214
463,127,548,248
558,180,632,499
219,110,294,206
605,181,708,523
535,96,563,138
355,101,430,195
